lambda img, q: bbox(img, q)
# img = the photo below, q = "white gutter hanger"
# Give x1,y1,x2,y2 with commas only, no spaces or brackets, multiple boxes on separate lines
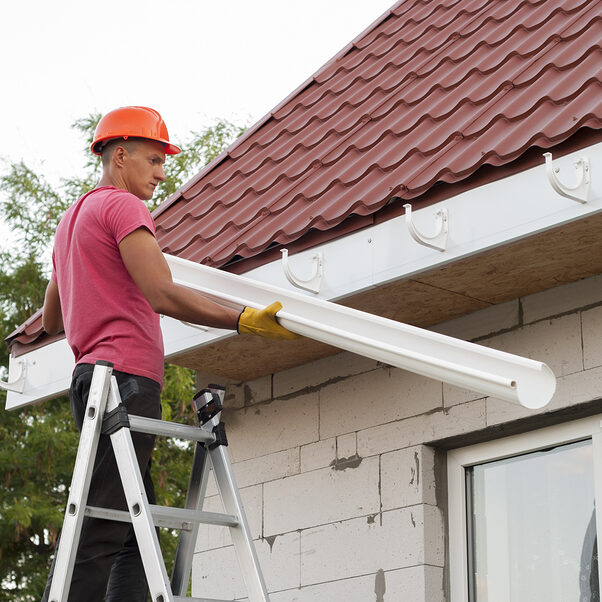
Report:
403,203,448,251
280,248,323,294
0,360,27,394
544,151,590,204
166,254,555,409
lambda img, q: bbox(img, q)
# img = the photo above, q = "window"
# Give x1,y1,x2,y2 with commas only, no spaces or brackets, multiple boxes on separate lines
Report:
448,416,602,602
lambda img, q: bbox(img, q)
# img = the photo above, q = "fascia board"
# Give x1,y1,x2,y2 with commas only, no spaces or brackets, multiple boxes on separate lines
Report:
241,142,602,300
5,338,74,410
5,143,601,409
4,317,233,411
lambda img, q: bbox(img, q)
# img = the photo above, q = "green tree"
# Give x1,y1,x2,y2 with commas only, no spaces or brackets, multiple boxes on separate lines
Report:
0,115,245,601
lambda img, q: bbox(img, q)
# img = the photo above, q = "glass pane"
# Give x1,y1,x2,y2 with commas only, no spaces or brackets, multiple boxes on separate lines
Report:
467,439,598,602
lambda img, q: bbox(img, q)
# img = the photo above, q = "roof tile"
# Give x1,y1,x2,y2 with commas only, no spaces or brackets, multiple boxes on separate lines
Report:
153,0,601,268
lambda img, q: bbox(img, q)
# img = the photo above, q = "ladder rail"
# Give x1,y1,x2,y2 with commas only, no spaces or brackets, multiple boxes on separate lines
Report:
106,376,174,602
47,362,114,602
211,444,270,602
171,442,212,596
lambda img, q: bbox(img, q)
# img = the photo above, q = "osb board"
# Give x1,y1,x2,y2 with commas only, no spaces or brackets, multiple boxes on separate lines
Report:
172,212,602,383
174,335,339,383
413,211,602,304
341,279,489,325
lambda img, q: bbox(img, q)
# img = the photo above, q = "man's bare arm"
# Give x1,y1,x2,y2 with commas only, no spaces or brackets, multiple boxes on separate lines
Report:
118,228,241,329
42,279,64,335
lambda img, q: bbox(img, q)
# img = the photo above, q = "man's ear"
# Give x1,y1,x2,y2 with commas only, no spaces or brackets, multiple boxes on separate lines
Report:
113,145,128,168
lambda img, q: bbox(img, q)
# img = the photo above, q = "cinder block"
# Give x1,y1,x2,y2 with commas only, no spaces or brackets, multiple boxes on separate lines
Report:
223,392,319,463
200,467,217,498
272,351,381,399
432,299,519,340
195,484,262,553
218,375,272,409
336,432,357,459
443,382,486,407
192,530,300,600
320,367,442,439
222,382,245,409
485,396,532,428
358,399,487,457
583,305,602,370
234,447,300,490
522,275,602,324
386,565,445,602
264,456,380,536
300,506,443,585
269,566,443,602
423,503,445,566
204,447,300,498
487,365,602,426
482,313,582,377
243,375,273,405
300,438,336,472
444,312,582,407
381,446,436,510
268,572,376,602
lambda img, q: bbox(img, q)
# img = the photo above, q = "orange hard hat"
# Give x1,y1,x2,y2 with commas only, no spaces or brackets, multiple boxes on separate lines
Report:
91,106,181,155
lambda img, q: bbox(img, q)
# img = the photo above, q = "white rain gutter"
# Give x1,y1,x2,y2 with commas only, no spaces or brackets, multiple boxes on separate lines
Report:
167,255,555,409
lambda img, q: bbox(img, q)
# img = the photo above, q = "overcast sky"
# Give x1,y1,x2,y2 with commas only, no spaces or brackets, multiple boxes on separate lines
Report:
1,0,395,193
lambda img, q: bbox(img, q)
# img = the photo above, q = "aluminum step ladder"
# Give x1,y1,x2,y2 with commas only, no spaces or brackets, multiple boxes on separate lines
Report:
47,360,269,602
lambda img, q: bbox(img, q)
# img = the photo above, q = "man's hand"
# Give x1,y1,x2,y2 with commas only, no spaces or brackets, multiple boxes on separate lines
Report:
237,302,299,340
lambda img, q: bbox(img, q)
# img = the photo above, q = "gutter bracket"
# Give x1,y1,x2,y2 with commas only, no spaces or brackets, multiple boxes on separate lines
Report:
0,360,27,394
403,203,448,251
281,249,323,294
543,152,590,204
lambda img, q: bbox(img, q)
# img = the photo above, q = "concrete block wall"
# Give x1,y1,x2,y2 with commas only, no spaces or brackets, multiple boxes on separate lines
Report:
191,274,602,601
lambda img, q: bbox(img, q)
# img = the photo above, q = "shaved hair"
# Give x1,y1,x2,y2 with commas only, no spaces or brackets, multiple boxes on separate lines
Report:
100,137,144,167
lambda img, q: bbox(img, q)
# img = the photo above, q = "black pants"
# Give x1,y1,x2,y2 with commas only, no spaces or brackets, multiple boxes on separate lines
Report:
42,364,162,602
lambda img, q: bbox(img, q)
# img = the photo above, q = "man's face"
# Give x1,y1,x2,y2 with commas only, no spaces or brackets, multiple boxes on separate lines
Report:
122,139,167,200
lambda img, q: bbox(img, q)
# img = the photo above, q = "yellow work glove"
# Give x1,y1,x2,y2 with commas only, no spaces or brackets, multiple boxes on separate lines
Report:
237,302,299,340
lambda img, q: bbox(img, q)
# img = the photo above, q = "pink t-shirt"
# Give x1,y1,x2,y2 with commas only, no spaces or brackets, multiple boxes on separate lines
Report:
51,186,164,385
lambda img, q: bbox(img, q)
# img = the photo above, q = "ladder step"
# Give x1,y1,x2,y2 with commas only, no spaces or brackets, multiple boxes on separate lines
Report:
128,415,215,444
151,505,239,528
85,505,239,530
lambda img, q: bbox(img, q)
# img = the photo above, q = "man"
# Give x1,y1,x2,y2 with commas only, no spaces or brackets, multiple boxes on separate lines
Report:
41,106,296,601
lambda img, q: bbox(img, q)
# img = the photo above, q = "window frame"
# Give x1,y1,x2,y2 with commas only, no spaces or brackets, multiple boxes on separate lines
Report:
447,415,602,601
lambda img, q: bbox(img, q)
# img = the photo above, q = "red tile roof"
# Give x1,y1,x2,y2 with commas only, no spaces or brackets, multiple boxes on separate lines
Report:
152,0,602,269
6,0,602,353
